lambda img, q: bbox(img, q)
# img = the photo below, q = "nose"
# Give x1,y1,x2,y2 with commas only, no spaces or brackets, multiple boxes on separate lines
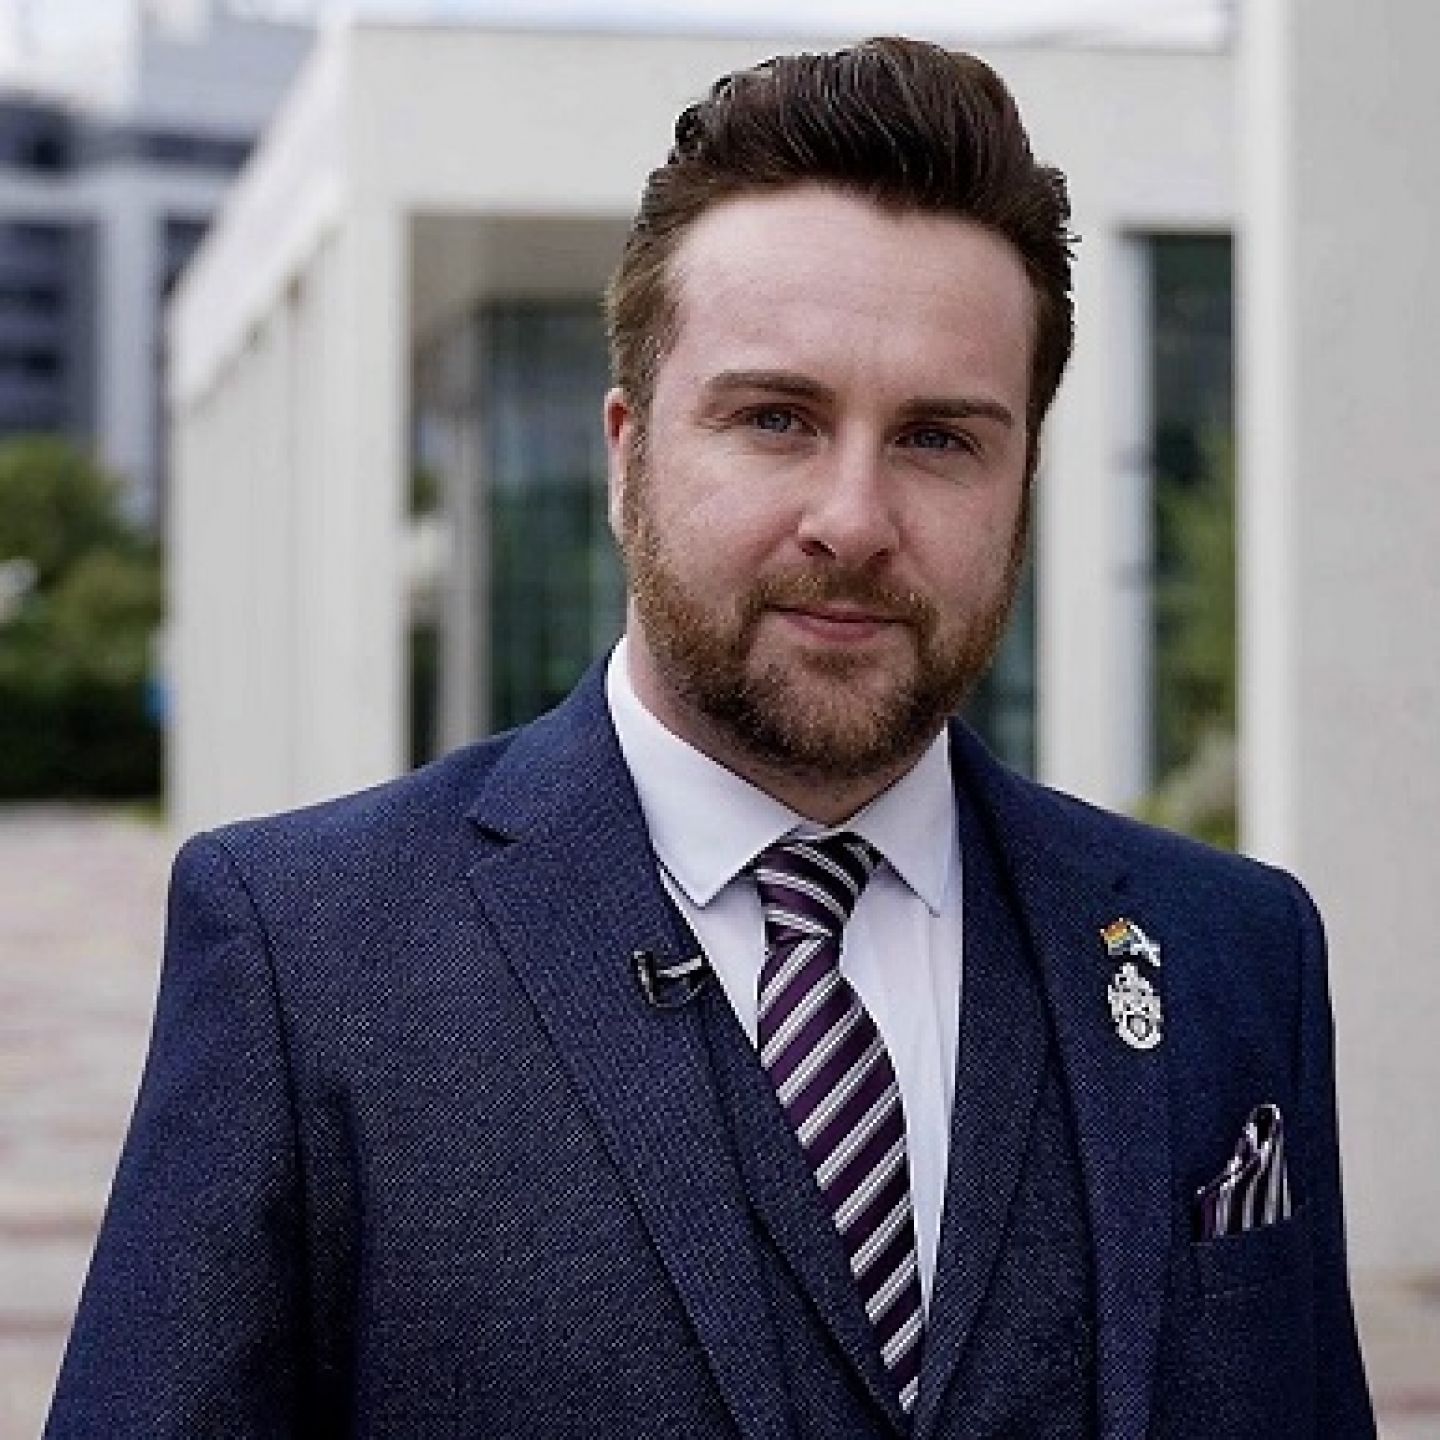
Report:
795,438,899,569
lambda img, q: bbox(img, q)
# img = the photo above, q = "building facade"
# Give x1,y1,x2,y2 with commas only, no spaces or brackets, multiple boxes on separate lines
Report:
0,7,310,524
0,99,98,450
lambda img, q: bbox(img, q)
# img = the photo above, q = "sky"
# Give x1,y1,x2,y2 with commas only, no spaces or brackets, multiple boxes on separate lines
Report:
0,0,1230,101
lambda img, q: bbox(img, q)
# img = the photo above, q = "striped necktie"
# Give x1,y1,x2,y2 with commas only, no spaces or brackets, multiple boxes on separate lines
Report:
752,833,925,1417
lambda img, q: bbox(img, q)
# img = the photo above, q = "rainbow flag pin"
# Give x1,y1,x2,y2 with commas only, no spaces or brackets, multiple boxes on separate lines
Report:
1101,917,1162,968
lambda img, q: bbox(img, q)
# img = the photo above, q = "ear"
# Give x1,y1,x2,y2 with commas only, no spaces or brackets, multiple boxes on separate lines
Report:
604,386,635,543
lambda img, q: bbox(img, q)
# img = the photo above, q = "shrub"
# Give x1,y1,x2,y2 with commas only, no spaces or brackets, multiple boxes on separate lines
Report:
0,439,162,798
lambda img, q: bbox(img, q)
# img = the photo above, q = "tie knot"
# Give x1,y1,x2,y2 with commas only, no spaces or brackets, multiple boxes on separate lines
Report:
752,832,880,946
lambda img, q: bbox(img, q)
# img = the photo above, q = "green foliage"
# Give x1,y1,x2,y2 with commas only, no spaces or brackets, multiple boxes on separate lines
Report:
1142,434,1237,848
1154,438,1236,772
410,465,442,519
1138,725,1237,851
0,438,129,585
0,439,162,798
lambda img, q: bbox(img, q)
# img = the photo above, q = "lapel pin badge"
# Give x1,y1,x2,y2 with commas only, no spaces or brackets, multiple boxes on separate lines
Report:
1101,917,1163,1051
1101,916,1161,968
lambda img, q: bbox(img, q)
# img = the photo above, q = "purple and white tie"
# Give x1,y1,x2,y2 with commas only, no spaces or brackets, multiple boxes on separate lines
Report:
752,833,925,1416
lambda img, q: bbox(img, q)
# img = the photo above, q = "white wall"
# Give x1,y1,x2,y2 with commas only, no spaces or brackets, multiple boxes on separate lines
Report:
168,217,408,825
1240,0,1440,1273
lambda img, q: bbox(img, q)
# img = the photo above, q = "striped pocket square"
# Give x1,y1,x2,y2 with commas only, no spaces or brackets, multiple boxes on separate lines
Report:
1194,1102,1293,1240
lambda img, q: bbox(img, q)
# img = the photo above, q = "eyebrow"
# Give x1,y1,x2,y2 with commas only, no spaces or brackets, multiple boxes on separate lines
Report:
701,369,835,405
897,395,1016,430
700,368,1016,430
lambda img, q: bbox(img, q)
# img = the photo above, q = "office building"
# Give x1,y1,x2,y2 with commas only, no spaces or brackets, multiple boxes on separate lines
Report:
0,4,311,522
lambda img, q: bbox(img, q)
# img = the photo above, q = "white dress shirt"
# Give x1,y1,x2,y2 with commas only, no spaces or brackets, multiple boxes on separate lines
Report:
606,640,963,1311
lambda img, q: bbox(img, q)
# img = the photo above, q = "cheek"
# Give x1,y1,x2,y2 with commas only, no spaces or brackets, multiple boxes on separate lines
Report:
911,498,1024,595
651,478,792,567
647,421,795,525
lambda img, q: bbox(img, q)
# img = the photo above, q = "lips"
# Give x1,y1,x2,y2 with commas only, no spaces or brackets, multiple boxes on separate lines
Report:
773,605,902,641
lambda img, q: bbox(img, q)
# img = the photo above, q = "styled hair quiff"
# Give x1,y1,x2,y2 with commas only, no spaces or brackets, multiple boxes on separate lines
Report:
604,37,1076,449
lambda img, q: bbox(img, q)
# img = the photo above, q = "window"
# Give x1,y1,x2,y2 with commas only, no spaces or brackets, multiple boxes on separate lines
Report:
1147,234,1235,845
0,286,62,317
139,130,251,172
409,302,620,764
965,557,1036,775
482,305,622,733
5,222,66,252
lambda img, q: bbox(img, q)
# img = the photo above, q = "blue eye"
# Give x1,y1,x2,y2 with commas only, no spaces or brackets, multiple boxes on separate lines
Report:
902,426,976,455
750,407,800,434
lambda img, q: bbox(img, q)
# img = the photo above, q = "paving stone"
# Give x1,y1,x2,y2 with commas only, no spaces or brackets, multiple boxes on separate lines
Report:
0,805,172,1440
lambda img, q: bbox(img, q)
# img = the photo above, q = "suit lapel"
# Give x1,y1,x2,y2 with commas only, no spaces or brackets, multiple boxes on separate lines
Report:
465,670,794,1440
911,787,1049,1440
948,726,1171,1440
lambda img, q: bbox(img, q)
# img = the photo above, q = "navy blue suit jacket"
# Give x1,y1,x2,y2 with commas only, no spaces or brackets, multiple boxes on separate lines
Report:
46,665,1374,1437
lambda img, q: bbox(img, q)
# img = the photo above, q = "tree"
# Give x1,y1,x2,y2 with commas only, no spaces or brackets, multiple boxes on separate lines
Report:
0,439,163,798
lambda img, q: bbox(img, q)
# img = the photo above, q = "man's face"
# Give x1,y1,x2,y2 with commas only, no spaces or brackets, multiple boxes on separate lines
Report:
606,185,1035,800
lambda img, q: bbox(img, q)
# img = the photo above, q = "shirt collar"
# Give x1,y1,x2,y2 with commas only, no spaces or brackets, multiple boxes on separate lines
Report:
606,639,956,914
845,727,955,915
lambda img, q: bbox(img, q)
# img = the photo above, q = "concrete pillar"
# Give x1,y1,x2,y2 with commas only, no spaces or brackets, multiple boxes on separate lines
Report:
438,409,486,752
1240,0,1440,1272
1039,227,1152,810
95,177,157,513
319,204,408,794
288,238,338,802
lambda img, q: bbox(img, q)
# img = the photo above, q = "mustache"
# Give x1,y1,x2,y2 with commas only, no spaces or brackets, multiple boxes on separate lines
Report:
743,570,933,627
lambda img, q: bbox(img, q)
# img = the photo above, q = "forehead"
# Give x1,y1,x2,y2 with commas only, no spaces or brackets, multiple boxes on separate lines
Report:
661,185,1035,406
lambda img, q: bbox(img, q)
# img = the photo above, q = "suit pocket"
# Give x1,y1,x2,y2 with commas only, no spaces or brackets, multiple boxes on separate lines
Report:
1154,1209,1317,1436
1191,1205,1309,1299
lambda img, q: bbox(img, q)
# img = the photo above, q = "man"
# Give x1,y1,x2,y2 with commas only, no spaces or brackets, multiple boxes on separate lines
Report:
48,37,1373,1439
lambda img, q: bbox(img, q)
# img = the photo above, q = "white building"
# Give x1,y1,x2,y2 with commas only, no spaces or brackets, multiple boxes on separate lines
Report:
167,12,1440,1279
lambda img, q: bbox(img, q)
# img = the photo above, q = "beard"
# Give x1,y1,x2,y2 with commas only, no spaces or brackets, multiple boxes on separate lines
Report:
619,452,1029,787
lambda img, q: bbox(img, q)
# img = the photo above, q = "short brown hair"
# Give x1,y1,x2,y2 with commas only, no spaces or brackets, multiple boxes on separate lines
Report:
604,37,1075,452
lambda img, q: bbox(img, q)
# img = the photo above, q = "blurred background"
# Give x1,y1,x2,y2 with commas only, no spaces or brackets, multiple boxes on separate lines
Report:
0,0,1436,1434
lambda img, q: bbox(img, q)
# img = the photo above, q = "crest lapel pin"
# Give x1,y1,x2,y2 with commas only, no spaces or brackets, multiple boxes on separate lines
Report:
1101,917,1163,1051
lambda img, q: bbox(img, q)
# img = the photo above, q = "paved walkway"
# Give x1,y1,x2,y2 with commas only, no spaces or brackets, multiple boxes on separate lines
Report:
0,807,172,1438
1,806,1437,1438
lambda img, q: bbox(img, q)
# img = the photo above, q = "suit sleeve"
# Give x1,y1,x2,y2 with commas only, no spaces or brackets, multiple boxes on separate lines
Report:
45,833,311,1438
1287,874,1377,1436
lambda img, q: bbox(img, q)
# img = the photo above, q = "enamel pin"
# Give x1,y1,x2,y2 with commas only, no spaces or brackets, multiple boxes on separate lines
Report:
1107,962,1163,1051
1101,917,1163,1051
1101,916,1161,968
